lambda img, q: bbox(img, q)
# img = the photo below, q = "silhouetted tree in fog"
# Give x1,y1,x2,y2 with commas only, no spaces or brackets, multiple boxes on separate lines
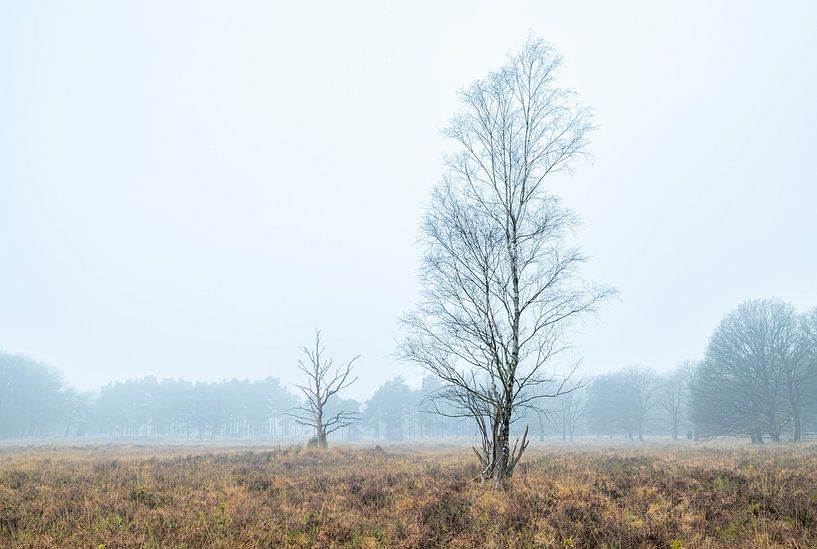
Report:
0,352,65,437
679,360,702,439
658,366,687,440
692,299,809,443
584,373,619,438
619,366,659,441
553,387,584,441
800,308,817,431
784,308,817,441
290,330,359,449
60,388,92,436
584,367,658,441
365,376,419,440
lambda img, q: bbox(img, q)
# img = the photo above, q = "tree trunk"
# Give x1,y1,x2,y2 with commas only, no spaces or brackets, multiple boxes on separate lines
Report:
793,410,801,443
482,410,529,491
491,414,511,490
316,406,326,449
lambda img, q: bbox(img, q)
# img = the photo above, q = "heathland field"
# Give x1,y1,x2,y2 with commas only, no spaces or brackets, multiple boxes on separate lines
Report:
1,441,816,548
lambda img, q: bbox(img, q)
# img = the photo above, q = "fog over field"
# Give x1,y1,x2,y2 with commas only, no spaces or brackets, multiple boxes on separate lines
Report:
4,3,817,547
2,1,816,401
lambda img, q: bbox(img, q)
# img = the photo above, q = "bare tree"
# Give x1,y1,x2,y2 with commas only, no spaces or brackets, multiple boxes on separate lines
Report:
620,366,660,441
801,308,817,433
802,308,817,349
584,373,619,438
60,388,91,437
554,387,585,441
400,37,612,489
679,360,701,439
786,307,817,441
583,367,659,441
289,331,359,449
659,366,687,440
692,299,797,443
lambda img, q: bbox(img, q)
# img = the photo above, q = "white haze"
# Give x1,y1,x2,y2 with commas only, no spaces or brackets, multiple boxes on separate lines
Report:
1,1,816,400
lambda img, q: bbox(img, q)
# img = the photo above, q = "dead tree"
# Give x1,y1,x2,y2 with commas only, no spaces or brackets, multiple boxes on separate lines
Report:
400,37,612,489
289,330,359,449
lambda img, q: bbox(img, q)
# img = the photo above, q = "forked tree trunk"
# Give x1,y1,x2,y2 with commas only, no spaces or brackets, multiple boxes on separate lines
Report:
490,420,529,490
473,415,529,490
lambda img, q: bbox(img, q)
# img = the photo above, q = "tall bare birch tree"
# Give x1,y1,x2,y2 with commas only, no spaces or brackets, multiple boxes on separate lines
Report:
400,38,612,489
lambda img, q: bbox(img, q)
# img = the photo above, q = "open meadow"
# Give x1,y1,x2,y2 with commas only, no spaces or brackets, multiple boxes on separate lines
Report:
1,441,816,548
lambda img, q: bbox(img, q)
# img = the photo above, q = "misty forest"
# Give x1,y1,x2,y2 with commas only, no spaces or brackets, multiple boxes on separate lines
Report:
5,297,817,447
2,3,817,548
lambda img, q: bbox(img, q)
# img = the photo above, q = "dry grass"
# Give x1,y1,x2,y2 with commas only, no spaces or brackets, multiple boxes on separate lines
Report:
1,441,816,548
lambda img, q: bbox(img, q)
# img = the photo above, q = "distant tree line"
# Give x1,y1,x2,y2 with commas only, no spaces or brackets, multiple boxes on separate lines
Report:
581,363,697,442
3,300,814,444
0,352,470,441
94,376,301,438
580,299,817,443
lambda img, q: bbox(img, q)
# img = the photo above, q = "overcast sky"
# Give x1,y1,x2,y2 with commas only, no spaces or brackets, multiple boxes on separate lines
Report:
2,1,816,400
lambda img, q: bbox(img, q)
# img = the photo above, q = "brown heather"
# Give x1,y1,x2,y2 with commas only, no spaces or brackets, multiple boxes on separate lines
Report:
1,441,816,548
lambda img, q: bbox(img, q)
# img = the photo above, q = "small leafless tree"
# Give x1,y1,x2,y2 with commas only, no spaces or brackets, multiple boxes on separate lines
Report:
554,388,585,441
289,330,359,449
659,366,687,440
620,366,660,442
400,37,613,489
584,367,658,440
679,360,701,439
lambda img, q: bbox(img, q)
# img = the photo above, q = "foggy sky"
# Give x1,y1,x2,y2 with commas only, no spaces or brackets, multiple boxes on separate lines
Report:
1,1,816,400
